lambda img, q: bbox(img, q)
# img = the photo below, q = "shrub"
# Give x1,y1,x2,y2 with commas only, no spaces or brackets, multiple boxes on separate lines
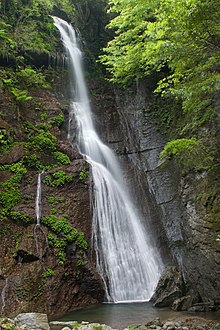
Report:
53,151,71,165
31,130,57,151
44,170,72,187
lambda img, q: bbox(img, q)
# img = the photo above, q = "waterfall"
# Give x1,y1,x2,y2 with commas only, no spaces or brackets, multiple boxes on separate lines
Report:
1,278,8,311
53,17,163,302
35,171,43,226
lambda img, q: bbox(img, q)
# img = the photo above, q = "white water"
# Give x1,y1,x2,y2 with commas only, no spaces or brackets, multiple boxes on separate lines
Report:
53,17,163,302
35,171,43,226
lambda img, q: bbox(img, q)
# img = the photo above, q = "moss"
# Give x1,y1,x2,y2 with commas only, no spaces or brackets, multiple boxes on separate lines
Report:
42,268,55,278
79,169,89,181
0,161,27,220
44,170,73,187
10,211,33,223
42,214,88,265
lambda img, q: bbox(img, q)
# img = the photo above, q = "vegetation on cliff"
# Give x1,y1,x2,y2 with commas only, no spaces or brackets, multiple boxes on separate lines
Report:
100,0,220,236
101,0,219,165
0,1,101,315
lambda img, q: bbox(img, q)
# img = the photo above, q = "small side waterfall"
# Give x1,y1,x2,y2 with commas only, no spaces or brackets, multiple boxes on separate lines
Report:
35,171,44,226
1,278,8,312
34,171,45,258
53,17,164,302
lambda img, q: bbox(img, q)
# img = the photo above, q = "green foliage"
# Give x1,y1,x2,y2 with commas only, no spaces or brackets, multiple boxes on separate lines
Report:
47,195,56,206
58,251,66,265
42,268,55,278
10,87,32,102
101,1,220,117
92,325,103,330
23,154,43,170
79,169,89,181
44,170,72,187
12,239,20,257
102,0,220,173
53,151,71,165
0,161,27,220
77,232,88,250
10,211,33,223
42,214,88,265
49,114,64,127
16,67,50,89
0,129,11,147
160,137,215,172
42,215,88,248
161,138,198,158
31,130,57,152
0,0,74,59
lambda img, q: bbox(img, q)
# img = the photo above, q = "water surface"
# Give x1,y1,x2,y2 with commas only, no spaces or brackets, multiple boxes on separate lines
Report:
52,302,220,329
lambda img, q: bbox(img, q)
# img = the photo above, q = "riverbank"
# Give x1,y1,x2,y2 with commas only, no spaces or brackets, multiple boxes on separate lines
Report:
1,313,220,330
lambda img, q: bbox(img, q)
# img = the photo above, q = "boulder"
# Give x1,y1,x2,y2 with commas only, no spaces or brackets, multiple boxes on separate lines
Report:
172,295,193,311
0,144,25,164
151,266,184,307
14,313,50,330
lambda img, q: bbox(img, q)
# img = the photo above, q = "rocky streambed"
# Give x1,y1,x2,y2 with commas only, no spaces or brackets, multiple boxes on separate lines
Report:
0,313,220,330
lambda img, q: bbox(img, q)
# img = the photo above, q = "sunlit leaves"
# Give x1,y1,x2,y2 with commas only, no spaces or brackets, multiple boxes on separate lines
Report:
101,0,220,133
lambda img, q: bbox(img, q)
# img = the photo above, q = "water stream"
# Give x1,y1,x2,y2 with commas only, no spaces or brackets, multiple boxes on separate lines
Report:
35,171,44,226
1,278,8,312
53,17,164,302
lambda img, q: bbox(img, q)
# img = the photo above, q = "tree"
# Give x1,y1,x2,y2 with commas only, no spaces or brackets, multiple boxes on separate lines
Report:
101,0,220,132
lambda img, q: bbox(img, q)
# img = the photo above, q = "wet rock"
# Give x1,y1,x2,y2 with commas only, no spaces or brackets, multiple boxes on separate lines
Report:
0,144,25,164
145,318,162,327
172,296,193,311
106,83,220,308
162,321,176,330
151,266,184,307
14,313,50,330
50,321,74,330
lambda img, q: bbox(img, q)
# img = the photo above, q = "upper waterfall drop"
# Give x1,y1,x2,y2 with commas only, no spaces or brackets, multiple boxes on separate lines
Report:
53,16,164,302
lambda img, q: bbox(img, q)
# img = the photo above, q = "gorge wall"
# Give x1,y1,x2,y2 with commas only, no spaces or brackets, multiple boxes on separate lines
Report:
0,0,219,317
0,71,219,318
90,79,220,310
0,84,104,317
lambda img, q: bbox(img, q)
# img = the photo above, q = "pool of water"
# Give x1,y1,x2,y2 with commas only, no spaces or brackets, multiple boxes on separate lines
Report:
51,302,220,329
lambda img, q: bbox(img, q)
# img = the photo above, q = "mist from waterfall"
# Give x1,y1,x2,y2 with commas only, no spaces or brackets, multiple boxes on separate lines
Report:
53,16,163,302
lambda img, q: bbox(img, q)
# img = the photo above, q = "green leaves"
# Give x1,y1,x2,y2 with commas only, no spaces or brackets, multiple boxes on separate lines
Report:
44,170,73,187
102,0,220,119
102,0,220,173
10,87,32,102
160,137,216,172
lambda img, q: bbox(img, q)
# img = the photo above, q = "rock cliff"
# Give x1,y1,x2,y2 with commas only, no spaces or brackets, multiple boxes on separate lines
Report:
0,83,104,317
0,73,219,317
90,79,220,310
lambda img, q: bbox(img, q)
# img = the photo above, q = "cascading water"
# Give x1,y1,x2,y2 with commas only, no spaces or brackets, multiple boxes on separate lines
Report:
35,171,43,226
53,17,164,302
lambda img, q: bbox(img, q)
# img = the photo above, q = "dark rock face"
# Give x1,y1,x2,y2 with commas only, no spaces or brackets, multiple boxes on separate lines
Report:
0,72,219,317
0,87,104,317
90,79,220,310
151,266,184,308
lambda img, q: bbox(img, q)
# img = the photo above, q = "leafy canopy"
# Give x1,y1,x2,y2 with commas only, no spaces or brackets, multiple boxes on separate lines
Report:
101,0,220,131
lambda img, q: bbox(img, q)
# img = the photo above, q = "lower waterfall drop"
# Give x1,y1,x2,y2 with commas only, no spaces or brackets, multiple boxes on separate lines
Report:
53,17,164,302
